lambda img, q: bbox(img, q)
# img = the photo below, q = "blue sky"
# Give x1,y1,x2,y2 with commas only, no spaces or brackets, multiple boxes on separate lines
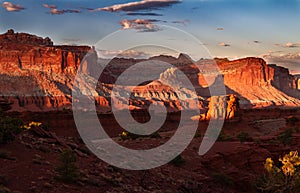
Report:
1,0,300,72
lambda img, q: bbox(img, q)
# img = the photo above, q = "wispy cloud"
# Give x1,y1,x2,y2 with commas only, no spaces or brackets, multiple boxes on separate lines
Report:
2,1,25,12
43,4,81,15
120,19,161,32
92,0,181,12
97,49,150,59
43,4,56,9
218,42,230,47
62,38,81,45
126,12,163,16
172,19,190,26
216,27,224,30
284,42,300,48
276,42,300,48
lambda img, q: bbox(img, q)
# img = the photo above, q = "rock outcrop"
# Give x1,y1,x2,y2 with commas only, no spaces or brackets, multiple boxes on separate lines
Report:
191,94,240,121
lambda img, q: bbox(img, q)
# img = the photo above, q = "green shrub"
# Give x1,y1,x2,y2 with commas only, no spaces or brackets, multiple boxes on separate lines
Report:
0,116,23,144
286,116,298,126
277,128,293,146
237,132,250,143
212,173,234,186
217,131,233,142
170,155,186,167
150,131,161,139
56,149,79,183
194,131,201,138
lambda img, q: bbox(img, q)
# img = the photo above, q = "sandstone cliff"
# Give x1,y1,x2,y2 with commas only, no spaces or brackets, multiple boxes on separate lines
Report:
1,30,300,112
215,57,300,107
0,30,96,111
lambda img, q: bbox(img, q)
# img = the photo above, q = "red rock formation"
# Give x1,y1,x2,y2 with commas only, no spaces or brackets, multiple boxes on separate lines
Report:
0,30,95,111
1,30,300,111
0,30,91,74
191,94,240,121
214,57,300,107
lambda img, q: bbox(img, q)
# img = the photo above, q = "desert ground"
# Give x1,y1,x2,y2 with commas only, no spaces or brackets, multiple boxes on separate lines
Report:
1,108,300,193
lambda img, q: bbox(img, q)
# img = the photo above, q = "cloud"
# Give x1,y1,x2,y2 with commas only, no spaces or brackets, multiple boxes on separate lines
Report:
62,38,81,45
253,40,261,43
119,19,160,32
43,4,56,9
92,0,181,12
43,4,81,15
97,49,150,59
275,42,300,48
172,19,190,26
2,2,25,12
49,9,80,15
216,27,224,30
126,12,163,16
262,52,300,74
218,42,230,47
284,42,300,48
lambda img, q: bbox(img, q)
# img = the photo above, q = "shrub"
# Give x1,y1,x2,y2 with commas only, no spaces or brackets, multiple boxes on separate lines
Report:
237,131,250,143
119,131,161,140
212,173,234,186
150,131,161,139
194,131,201,138
0,116,23,144
170,155,185,167
277,128,293,146
286,116,298,126
217,131,233,142
56,149,79,183
256,151,300,192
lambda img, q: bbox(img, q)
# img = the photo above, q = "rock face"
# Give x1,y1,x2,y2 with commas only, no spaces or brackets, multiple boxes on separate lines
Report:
0,30,91,74
214,57,300,107
0,30,95,111
191,94,240,121
1,30,300,111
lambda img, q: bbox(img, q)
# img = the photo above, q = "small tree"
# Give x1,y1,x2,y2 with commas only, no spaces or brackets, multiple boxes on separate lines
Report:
257,151,300,192
56,149,79,183
0,108,23,144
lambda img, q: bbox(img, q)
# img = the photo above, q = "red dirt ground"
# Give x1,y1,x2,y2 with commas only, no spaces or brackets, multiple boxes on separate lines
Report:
1,108,300,193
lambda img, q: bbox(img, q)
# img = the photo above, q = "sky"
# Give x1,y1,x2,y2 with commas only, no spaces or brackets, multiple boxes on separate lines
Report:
1,0,300,73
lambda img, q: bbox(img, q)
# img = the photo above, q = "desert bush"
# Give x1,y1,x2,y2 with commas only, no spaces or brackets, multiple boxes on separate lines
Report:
150,131,161,139
286,116,298,126
217,131,233,142
277,128,293,146
0,150,16,161
22,121,49,131
212,173,234,186
0,116,23,144
194,131,201,138
237,131,250,143
56,149,79,183
256,151,300,192
170,155,186,167
119,131,161,140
